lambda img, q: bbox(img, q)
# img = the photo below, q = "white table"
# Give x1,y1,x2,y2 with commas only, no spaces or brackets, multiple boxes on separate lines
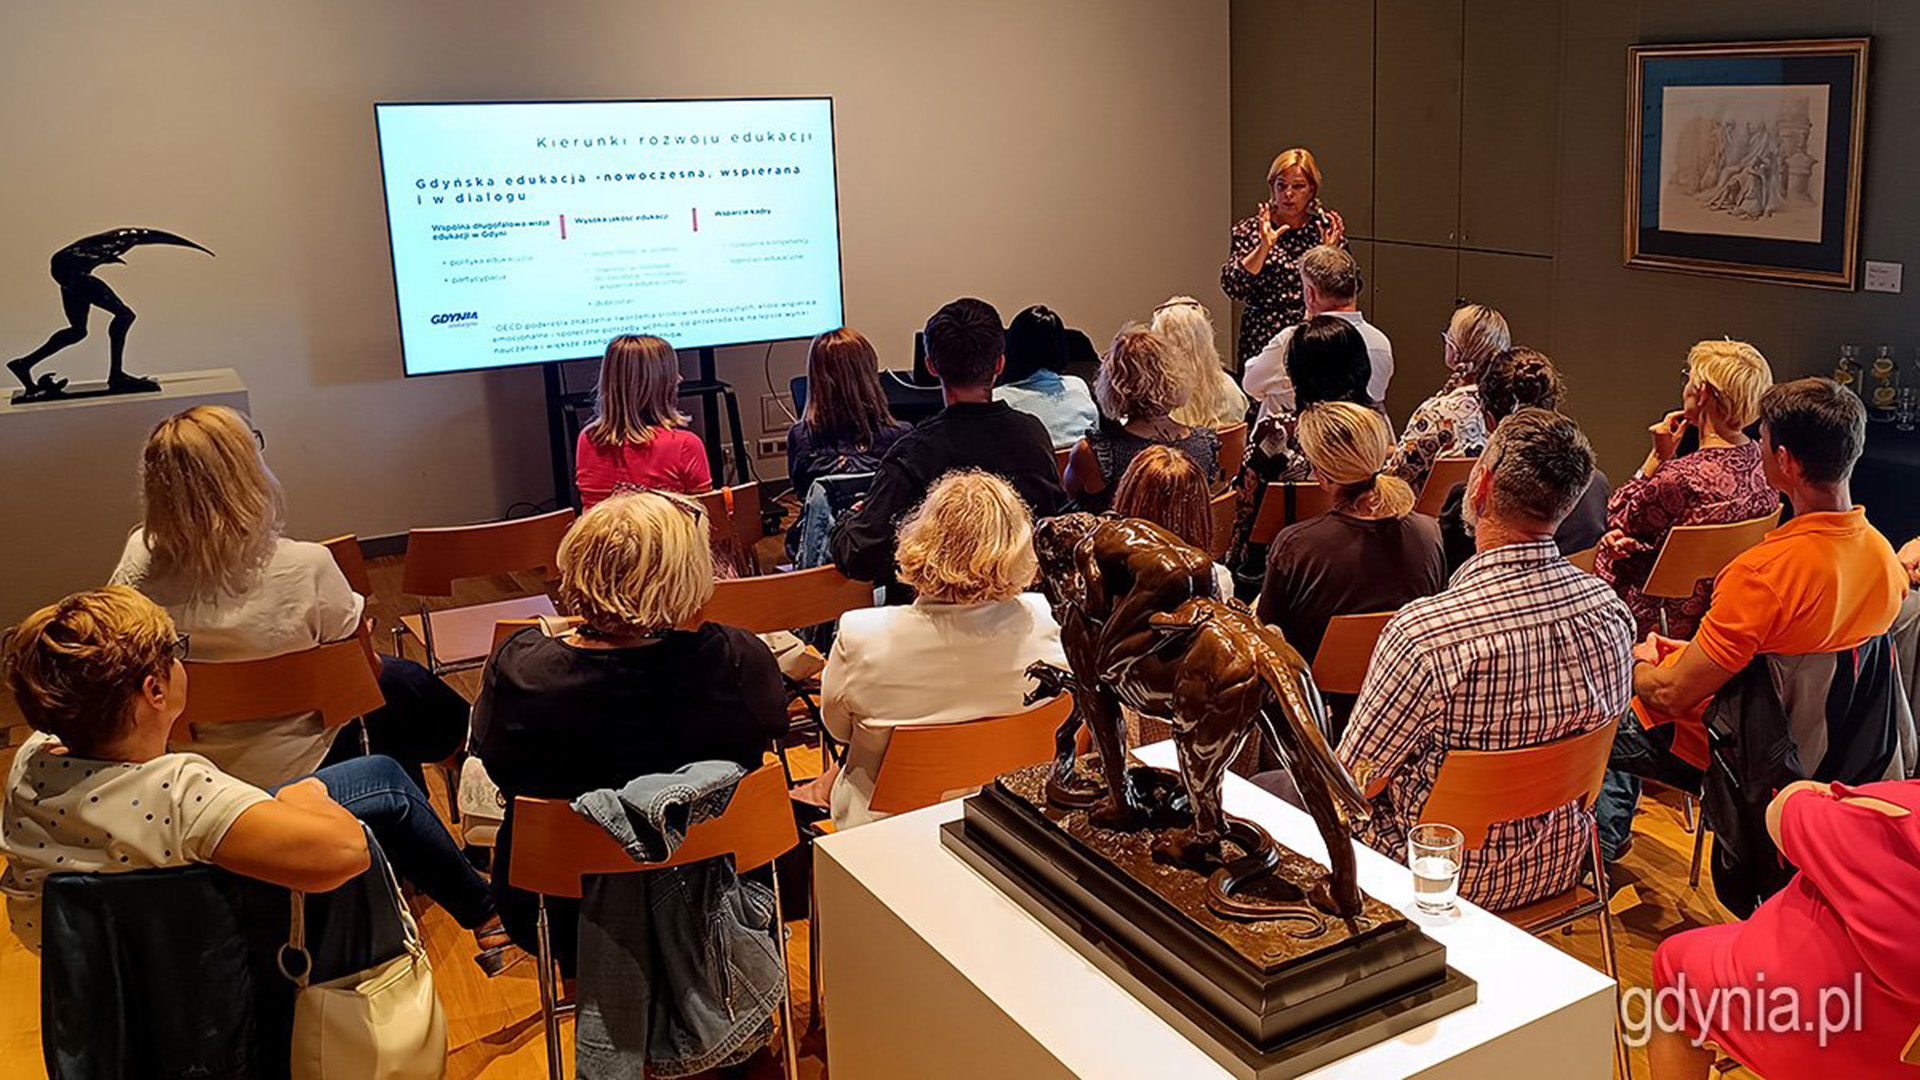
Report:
814,742,1617,1079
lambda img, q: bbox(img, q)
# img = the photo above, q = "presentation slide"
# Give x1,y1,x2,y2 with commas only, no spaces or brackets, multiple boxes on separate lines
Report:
374,98,843,376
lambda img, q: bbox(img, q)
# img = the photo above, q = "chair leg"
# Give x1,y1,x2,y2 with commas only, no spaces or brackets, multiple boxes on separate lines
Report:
1591,825,1632,1080
417,601,443,677
768,861,801,1080
1680,793,1696,834
535,897,564,1080
1690,810,1709,889
357,717,372,757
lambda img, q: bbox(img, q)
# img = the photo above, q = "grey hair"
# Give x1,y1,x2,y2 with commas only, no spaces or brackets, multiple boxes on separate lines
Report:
1480,408,1593,527
1298,245,1362,302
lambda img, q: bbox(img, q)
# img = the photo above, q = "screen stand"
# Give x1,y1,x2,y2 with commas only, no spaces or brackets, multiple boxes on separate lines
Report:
679,346,751,487
543,362,591,513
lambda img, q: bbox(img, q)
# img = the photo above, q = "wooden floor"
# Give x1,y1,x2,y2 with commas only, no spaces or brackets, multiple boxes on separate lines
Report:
0,547,1745,1079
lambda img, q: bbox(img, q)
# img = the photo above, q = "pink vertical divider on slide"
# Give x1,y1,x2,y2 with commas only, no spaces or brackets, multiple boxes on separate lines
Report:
559,214,567,239
692,207,699,232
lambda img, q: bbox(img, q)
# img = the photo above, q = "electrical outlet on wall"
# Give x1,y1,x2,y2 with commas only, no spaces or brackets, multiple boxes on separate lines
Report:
757,437,787,458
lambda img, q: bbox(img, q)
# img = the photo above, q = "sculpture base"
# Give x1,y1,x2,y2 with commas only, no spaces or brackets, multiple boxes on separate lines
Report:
941,766,1475,1079
9,377,164,405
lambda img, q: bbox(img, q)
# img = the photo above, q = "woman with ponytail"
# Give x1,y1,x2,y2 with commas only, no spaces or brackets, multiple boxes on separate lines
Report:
1257,402,1445,736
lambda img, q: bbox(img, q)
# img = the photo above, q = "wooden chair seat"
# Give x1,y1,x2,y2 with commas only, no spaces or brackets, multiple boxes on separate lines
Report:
1206,490,1237,562
1250,482,1334,545
400,595,557,669
699,565,873,634
1310,611,1396,696
1413,455,1477,518
1215,421,1248,478
1565,545,1598,574
867,694,1074,815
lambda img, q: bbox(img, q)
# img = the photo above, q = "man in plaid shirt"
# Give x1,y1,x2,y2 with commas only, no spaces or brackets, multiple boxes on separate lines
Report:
1337,409,1634,912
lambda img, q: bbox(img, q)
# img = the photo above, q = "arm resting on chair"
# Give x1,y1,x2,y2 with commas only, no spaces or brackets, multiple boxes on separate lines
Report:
213,781,370,893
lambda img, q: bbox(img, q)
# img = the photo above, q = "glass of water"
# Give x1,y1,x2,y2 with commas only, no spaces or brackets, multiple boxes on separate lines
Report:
1408,823,1465,917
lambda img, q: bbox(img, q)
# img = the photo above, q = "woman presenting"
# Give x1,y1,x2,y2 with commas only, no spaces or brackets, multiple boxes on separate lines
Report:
1220,147,1347,373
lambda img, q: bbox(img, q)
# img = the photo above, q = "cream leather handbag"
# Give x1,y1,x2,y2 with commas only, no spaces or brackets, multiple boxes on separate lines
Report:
280,848,448,1079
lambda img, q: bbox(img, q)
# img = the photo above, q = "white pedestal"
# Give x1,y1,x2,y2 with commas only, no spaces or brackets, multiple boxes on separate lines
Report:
814,742,1618,1080
0,369,249,625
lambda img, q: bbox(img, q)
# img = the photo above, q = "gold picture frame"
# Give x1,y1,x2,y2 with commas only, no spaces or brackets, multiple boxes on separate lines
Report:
1625,38,1868,290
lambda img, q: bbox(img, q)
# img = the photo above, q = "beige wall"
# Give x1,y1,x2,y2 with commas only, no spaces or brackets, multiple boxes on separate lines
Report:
0,0,1230,544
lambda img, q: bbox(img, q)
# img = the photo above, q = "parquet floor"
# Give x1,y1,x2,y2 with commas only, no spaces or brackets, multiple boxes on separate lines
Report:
0,545,1744,1078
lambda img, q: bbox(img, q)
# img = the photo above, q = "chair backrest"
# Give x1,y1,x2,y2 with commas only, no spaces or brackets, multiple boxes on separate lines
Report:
1416,723,1616,850
1206,490,1238,561
1565,545,1598,574
1216,421,1248,477
1641,508,1782,600
699,566,873,634
400,509,576,596
489,615,583,658
506,762,796,899
1413,455,1478,518
695,482,765,548
1054,445,1072,479
1250,482,1334,545
175,631,384,736
867,693,1074,815
1310,611,1396,696
320,534,373,597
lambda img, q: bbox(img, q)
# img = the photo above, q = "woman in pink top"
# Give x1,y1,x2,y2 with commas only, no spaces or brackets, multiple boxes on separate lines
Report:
1649,779,1920,1078
573,334,711,509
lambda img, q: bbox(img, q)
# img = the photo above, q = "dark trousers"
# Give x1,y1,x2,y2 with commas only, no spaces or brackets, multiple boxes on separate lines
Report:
322,656,469,792
1595,709,1703,860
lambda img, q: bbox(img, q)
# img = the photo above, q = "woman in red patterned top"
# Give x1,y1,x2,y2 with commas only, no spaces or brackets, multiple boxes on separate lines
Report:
573,335,711,510
1596,339,1777,639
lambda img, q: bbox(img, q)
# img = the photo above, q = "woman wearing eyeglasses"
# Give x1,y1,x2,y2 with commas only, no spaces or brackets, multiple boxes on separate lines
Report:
1384,303,1510,492
1219,147,1348,374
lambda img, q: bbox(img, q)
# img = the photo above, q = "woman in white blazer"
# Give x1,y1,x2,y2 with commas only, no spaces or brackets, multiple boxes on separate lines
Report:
822,470,1066,829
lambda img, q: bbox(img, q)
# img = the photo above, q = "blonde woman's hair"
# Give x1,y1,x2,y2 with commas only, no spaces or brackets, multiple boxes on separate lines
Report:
1297,402,1416,518
894,471,1038,605
1444,304,1511,390
1153,297,1244,428
1686,339,1774,429
585,335,688,447
557,491,715,636
3,586,177,753
138,405,285,602
1096,324,1189,422
1266,147,1323,191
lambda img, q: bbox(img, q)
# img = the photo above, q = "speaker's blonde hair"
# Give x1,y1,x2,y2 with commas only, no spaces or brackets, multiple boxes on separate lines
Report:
1297,402,1416,518
895,471,1037,605
138,405,284,602
3,586,177,753
1686,339,1773,429
585,335,688,448
558,491,715,636
1265,147,1322,191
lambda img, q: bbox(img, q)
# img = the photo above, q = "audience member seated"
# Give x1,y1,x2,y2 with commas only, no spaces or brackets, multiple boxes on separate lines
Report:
832,298,1067,584
0,586,512,971
787,327,912,501
110,405,468,791
1647,780,1920,1080
993,304,1099,448
1339,410,1633,911
1109,445,1234,598
1258,403,1444,740
1595,339,1777,639
1066,325,1220,512
1242,244,1393,424
1241,314,1376,485
822,471,1065,829
473,492,787,973
1386,303,1510,490
573,334,711,510
1598,379,1906,888
1437,347,1612,573
1153,296,1248,430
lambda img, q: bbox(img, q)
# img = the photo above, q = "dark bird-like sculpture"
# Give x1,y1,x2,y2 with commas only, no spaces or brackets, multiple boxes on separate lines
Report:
1029,513,1373,920
7,228,214,402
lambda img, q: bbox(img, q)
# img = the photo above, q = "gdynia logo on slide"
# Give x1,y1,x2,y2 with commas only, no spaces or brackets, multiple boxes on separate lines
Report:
431,311,480,327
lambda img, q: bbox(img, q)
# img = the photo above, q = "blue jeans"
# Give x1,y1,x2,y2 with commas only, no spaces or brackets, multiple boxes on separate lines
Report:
1595,709,1704,860
293,755,495,930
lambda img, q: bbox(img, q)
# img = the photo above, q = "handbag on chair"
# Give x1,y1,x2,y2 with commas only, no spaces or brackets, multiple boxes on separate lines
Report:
279,830,447,1079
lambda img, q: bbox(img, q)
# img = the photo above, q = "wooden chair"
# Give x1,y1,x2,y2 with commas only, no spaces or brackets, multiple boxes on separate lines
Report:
320,534,374,598
1565,545,1598,574
699,565,873,634
1215,421,1248,478
1641,508,1782,635
1413,455,1478,518
867,693,1074,816
1054,445,1073,480
508,763,801,1080
1416,723,1627,1078
397,509,575,674
174,628,384,752
1309,612,1396,696
1249,482,1334,545
695,480,766,548
1207,490,1237,562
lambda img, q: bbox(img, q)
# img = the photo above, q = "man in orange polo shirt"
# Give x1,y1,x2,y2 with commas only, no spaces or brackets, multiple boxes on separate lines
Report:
1596,377,1906,861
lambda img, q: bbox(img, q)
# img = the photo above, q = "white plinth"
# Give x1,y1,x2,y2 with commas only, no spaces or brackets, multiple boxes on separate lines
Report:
814,741,1617,1080
0,369,249,625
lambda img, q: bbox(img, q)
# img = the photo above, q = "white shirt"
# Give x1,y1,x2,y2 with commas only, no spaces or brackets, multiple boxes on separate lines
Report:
1241,309,1396,423
111,531,366,787
1,732,272,952
821,593,1066,830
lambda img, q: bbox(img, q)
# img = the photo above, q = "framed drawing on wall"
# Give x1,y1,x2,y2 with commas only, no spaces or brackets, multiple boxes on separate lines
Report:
1626,38,1868,289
